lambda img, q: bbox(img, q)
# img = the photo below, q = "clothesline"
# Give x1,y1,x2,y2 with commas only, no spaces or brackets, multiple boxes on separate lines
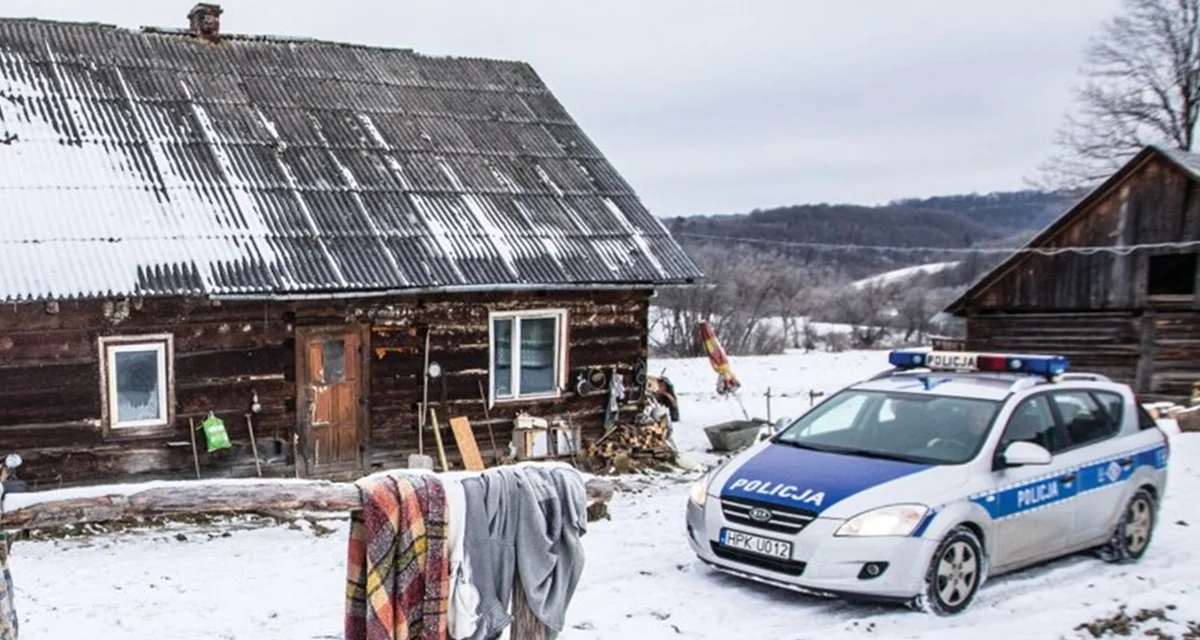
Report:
0,461,585,531
0,461,595,640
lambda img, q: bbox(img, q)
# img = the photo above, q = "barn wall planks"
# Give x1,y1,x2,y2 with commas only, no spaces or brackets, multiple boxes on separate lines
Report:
965,312,1142,385
956,152,1200,403
0,289,652,488
1150,312,1200,397
965,310,1200,401
969,157,1200,312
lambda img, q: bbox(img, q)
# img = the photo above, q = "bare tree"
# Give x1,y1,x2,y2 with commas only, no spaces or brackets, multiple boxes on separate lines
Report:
651,245,791,357
1036,0,1200,188
832,280,902,348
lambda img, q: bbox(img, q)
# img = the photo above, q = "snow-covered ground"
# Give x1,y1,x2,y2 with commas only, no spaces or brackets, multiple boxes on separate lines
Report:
10,350,1199,639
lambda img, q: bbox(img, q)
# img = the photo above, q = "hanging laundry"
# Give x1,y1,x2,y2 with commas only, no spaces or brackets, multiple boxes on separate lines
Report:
512,465,587,638
0,533,16,640
442,477,479,640
345,472,450,640
459,465,587,640
0,480,17,640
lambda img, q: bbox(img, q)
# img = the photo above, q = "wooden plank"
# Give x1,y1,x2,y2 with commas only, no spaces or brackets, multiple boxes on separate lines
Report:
448,416,485,471
1135,312,1157,394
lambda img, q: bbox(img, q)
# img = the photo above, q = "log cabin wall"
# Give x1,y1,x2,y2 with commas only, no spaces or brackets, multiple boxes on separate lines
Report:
0,288,651,489
955,152,1200,402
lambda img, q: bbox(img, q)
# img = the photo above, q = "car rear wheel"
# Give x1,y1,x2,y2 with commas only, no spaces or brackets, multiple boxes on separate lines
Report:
1099,488,1156,564
916,525,984,616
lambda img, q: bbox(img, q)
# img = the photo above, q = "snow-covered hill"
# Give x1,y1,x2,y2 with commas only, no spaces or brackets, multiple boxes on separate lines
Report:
852,261,960,289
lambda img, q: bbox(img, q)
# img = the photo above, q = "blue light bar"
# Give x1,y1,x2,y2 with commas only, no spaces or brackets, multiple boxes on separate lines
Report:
888,349,929,368
888,349,1070,377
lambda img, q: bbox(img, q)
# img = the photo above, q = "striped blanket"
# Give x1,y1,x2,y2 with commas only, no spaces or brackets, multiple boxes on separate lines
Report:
346,473,450,640
0,534,15,640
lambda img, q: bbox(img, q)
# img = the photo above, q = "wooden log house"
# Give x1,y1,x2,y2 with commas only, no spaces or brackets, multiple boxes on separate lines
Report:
0,5,702,489
944,144,1200,403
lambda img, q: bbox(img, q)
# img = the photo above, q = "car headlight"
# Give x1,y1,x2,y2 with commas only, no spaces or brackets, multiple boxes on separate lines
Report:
688,476,708,507
834,504,929,537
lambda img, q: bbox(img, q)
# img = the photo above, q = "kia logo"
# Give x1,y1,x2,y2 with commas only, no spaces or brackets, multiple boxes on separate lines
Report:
748,507,772,522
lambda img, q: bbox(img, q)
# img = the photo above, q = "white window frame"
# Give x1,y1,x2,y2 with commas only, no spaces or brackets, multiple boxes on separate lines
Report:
488,309,568,405
98,334,175,431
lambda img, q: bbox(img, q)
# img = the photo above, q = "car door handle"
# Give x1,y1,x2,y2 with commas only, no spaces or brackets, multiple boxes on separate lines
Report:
1118,457,1133,468
1060,472,1077,484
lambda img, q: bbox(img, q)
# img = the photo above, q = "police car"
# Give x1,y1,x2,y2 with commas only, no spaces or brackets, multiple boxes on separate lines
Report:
685,350,1170,615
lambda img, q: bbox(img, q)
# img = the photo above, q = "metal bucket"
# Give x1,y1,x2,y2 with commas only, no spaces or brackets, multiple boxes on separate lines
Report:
703,419,769,452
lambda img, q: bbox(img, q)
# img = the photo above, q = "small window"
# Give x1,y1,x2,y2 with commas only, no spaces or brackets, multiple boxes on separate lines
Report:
1091,390,1125,432
322,339,345,383
490,310,566,402
999,395,1063,453
1051,390,1118,448
1135,401,1159,430
1147,253,1196,297
100,335,173,430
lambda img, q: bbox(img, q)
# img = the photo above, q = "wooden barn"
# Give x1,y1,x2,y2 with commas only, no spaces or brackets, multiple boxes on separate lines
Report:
0,5,702,489
944,144,1200,403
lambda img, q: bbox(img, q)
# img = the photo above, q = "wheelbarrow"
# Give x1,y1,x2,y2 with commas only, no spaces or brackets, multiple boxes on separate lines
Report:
703,418,771,453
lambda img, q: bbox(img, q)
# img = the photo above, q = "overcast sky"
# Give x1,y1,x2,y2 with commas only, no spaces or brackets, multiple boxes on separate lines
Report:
4,0,1123,217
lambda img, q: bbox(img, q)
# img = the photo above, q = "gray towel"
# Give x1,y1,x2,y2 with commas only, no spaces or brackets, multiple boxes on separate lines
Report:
461,465,588,640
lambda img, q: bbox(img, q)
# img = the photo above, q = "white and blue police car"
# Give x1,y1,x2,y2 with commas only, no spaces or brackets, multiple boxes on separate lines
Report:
686,350,1170,615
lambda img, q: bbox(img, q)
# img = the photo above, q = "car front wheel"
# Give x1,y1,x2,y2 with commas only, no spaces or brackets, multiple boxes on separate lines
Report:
915,525,985,616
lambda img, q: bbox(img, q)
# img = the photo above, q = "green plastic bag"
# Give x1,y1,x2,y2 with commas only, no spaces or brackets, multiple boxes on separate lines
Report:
202,413,232,452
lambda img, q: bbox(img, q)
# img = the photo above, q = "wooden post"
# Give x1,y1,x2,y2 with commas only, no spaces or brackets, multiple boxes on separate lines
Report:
510,573,549,640
188,417,201,479
245,413,263,477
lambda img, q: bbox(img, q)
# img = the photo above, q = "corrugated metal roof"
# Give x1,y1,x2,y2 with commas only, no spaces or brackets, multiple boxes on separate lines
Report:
0,18,702,302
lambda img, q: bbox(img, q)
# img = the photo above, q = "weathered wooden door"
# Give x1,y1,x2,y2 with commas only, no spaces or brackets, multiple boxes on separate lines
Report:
296,326,366,474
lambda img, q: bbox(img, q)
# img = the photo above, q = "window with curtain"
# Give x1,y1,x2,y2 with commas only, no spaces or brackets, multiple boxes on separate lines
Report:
490,310,565,401
99,334,174,430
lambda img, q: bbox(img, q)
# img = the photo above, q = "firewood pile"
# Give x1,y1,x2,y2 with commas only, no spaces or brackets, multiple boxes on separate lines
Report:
584,418,677,474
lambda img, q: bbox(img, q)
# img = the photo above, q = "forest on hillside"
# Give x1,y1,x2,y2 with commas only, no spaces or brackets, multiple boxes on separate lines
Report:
663,189,1082,280
651,189,1085,357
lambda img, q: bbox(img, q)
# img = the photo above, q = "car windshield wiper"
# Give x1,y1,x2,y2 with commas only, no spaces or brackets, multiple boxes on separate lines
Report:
773,439,837,453
832,447,926,463
776,439,925,463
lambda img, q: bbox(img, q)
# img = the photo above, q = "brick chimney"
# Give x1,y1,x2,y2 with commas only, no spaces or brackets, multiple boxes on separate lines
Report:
188,3,223,43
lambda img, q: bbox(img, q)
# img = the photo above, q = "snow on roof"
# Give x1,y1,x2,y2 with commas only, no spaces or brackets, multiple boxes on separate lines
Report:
0,18,702,303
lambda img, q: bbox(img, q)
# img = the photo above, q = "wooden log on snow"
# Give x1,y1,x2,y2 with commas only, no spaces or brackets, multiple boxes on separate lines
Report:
0,467,615,531
0,479,362,530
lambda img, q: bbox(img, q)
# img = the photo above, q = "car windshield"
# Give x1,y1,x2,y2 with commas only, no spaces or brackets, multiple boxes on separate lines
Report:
772,388,1002,465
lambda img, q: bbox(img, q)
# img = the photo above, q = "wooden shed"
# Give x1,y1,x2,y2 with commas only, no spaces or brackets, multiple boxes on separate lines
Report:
944,144,1200,403
0,7,701,488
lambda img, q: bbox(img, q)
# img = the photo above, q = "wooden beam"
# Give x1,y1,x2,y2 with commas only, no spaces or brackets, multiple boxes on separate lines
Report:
0,468,613,531
0,479,361,530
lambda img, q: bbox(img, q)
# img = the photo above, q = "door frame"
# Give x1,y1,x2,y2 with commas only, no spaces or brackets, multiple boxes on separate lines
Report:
294,323,370,477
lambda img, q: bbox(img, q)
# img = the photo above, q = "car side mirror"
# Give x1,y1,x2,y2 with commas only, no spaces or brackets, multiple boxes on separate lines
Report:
1000,441,1052,467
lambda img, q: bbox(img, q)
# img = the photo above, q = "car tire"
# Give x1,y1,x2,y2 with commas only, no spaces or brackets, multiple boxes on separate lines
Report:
915,525,985,616
1098,487,1157,564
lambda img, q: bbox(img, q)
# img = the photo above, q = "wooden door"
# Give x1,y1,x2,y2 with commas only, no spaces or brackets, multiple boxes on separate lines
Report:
296,325,366,473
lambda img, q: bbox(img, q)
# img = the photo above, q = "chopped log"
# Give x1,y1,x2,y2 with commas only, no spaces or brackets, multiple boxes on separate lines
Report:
511,572,549,640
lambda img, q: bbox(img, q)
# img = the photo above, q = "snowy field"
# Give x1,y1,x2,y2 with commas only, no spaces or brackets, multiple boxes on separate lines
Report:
10,349,1200,639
